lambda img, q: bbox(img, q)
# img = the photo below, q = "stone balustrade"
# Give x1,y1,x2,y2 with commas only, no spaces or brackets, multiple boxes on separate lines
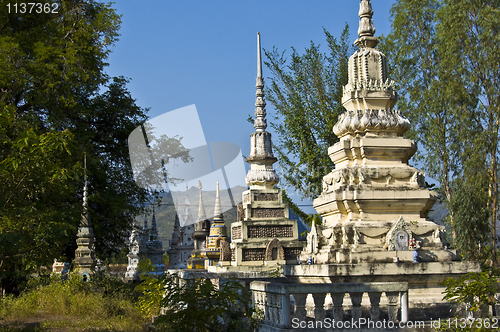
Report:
250,281,408,329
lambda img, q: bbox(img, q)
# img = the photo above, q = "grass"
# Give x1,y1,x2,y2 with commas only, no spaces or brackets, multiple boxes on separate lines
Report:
0,273,147,332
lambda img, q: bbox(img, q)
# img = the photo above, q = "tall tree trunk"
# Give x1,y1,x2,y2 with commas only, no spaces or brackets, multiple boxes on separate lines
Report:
490,121,499,275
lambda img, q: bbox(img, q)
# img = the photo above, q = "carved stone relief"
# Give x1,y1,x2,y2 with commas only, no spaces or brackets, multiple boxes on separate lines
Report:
265,238,285,261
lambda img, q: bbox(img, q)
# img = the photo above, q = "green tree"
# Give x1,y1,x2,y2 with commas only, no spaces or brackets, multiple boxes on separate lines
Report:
450,176,490,261
0,0,189,292
384,0,500,269
438,0,500,271
264,25,352,204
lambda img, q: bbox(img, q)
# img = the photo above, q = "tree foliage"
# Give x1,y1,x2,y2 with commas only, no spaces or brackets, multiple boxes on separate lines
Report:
0,0,174,290
383,0,500,267
265,25,353,201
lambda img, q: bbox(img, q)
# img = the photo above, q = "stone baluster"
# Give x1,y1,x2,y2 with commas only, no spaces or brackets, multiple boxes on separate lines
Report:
350,292,363,320
275,293,283,324
400,291,408,322
386,291,399,321
312,293,326,321
281,293,291,327
294,293,308,321
368,292,382,321
262,291,270,321
269,293,277,323
332,293,345,321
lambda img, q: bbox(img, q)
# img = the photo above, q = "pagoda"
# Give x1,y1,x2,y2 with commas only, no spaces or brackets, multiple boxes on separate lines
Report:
167,207,182,269
215,33,304,272
187,180,211,269
125,214,149,281
73,160,96,280
202,181,230,267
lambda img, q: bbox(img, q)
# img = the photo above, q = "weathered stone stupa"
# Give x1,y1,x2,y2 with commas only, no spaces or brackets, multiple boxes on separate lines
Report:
219,33,304,271
300,0,450,264
73,162,96,280
187,180,210,269
124,215,149,281
286,0,479,314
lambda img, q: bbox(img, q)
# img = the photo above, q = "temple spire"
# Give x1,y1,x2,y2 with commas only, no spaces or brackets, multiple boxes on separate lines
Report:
214,180,222,219
197,180,207,222
254,32,267,132
245,32,279,189
81,155,90,227
355,0,378,49
151,207,157,231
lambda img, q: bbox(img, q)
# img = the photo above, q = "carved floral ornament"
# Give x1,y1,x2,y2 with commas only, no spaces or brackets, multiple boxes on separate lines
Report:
321,167,426,192
333,109,410,138
385,216,416,251
265,238,285,261
245,169,279,186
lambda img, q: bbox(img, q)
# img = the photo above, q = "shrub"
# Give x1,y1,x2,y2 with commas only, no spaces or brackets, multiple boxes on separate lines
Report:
135,259,262,332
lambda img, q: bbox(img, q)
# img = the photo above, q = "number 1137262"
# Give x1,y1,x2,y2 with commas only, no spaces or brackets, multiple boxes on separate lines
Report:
447,318,499,329
6,3,59,14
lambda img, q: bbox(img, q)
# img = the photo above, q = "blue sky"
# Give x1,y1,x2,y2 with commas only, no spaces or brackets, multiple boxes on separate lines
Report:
106,0,397,212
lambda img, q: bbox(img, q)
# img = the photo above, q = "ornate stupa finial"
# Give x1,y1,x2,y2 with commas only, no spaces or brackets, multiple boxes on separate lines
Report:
355,0,378,49
334,0,408,139
245,32,279,189
81,154,90,227
358,0,375,37
214,180,222,219
254,32,266,132
197,180,207,222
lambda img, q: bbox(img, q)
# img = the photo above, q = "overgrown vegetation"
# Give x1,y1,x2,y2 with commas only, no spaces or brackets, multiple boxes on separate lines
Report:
135,259,262,332
438,272,499,331
0,273,145,332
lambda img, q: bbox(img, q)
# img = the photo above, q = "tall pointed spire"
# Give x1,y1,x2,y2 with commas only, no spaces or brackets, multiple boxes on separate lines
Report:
81,154,90,227
245,32,279,189
74,154,96,278
197,180,207,222
202,180,229,265
214,180,222,219
254,32,266,132
182,183,193,227
151,207,157,231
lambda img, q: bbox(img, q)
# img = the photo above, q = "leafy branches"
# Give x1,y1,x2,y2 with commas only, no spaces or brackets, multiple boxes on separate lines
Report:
265,25,352,200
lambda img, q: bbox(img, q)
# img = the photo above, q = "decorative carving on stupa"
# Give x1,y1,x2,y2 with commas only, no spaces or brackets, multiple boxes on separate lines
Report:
73,157,96,280
187,181,211,269
303,0,454,264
